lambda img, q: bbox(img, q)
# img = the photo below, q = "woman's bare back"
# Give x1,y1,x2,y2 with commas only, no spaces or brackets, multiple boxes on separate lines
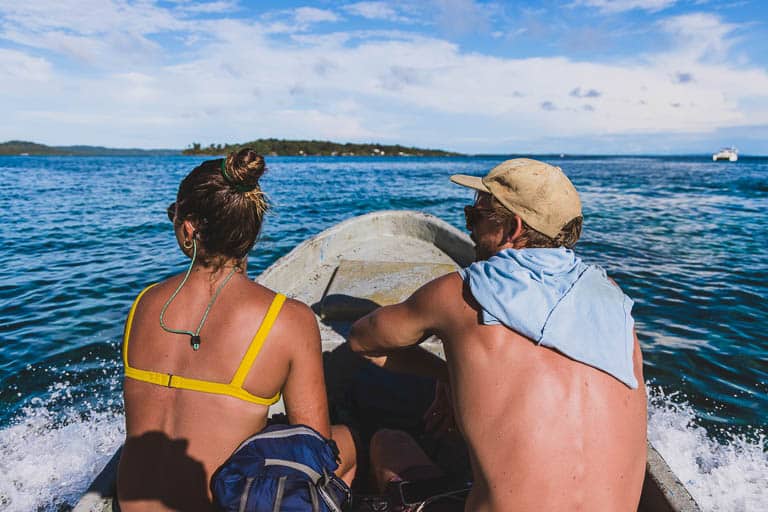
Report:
118,272,329,511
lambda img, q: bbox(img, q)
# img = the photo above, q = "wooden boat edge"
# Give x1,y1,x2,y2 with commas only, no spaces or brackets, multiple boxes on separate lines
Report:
73,210,702,512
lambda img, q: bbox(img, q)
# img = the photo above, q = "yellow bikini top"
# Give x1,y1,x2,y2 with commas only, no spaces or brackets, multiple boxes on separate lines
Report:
123,284,286,406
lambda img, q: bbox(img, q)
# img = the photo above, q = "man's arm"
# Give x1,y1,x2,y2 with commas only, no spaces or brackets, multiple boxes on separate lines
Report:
348,273,461,381
363,345,449,382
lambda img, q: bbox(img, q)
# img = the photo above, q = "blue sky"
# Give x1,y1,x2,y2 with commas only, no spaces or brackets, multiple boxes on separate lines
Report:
1,0,767,154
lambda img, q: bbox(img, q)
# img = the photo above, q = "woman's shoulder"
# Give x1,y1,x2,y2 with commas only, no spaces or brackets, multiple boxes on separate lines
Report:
127,274,187,315
234,281,314,321
239,283,320,345
278,296,319,331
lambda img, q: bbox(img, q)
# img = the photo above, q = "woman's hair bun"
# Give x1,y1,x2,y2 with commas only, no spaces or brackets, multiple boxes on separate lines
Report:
224,148,266,191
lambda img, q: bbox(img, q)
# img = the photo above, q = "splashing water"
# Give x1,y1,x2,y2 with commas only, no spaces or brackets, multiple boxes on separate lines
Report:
0,371,125,511
0,382,764,511
647,387,768,511
0,408,123,511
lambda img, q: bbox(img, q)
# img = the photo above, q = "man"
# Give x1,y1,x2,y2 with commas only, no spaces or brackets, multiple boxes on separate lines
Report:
348,159,647,511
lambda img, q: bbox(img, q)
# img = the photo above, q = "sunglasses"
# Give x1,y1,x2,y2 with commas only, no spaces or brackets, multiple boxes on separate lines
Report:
463,204,496,230
167,202,176,222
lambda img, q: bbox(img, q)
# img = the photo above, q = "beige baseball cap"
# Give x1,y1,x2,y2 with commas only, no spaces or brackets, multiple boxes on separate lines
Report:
450,158,582,238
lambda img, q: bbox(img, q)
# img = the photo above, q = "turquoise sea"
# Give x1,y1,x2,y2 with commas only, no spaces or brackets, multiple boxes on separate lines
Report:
0,155,766,510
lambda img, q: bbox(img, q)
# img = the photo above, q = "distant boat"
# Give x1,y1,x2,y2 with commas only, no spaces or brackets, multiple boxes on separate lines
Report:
712,147,738,162
19,152,29,156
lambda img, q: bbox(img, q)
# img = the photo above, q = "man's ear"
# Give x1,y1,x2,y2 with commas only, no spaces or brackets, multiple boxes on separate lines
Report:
505,215,523,246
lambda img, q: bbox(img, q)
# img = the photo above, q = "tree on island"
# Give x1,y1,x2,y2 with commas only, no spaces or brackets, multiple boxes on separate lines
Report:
181,138,461,157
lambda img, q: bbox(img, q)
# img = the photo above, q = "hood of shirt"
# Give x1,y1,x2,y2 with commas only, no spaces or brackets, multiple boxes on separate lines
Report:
460,247,637,389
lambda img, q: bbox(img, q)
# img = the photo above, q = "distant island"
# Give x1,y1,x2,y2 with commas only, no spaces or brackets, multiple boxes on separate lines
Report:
0,139,461,157
182,139,462,157
0,140,179,156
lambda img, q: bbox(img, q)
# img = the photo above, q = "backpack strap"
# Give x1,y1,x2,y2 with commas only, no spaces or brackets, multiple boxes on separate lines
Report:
272,477,287,512
264,459,321,482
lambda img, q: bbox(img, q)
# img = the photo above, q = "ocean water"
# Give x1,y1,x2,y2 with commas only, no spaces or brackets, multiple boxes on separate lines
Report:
0,155,766,510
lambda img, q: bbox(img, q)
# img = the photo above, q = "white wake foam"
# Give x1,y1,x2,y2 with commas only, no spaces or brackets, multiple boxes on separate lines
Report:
0,382,124,511
648,386,767,511
0,383,765,511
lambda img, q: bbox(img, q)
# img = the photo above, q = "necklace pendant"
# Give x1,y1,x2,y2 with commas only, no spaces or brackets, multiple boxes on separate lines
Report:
190,335,201,351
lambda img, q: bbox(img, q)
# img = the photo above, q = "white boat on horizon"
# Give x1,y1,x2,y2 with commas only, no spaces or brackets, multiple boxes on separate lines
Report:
712,147,738,162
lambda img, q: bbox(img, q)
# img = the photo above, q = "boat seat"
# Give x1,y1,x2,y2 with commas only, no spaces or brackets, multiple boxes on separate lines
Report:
320,259,458,321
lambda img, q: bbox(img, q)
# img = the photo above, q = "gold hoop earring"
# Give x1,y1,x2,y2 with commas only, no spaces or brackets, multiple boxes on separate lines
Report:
183,239,193,249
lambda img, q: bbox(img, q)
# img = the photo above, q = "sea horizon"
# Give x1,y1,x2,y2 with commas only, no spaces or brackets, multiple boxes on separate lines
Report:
3,139,767,159
6,152,768,160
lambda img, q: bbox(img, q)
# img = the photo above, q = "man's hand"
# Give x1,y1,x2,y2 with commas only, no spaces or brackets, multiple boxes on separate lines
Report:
423,380,456,437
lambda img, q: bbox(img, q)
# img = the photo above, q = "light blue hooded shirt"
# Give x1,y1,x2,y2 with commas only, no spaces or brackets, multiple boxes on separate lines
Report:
459,247,638,389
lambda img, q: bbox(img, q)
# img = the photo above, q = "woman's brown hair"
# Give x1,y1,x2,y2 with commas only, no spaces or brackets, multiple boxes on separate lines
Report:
175,148,269,268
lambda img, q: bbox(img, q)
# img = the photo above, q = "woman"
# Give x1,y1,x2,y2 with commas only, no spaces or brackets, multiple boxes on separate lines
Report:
117,149,355,511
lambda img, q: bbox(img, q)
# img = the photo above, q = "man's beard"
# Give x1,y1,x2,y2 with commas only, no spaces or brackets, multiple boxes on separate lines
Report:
471,231,507,261
474,247,493,261
471,233,492,261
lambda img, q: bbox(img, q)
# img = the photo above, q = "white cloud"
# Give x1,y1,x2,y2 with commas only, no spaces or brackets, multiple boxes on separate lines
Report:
571,0,678,13
262,6,340,34
269,108,378,140
0,1,767,152
343,1,413,23
0,49,54,109
658,12,739,61
2,27,164,68
344,2,396,20
0,0,183,36
294,7,339,25
0,0,184,68
176,1,240,14
431,0,492,35
0,49,52,81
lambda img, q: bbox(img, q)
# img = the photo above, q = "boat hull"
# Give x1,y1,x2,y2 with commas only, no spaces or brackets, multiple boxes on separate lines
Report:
73,210,700,512
712,148,738,161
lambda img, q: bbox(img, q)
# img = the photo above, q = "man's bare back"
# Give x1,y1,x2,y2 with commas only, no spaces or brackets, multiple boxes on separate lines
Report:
438,273,645,511
350,272,646,511
349,158,647,511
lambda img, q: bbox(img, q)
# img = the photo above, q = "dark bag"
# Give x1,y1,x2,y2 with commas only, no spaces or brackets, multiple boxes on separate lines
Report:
211,424,351,512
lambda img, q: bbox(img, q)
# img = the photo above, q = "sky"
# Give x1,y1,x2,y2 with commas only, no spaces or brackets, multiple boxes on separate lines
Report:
1,0,768,154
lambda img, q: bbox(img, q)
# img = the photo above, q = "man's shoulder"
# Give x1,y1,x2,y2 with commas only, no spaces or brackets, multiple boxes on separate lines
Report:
411,271,482,327
405,271,467,314
422,270,465,297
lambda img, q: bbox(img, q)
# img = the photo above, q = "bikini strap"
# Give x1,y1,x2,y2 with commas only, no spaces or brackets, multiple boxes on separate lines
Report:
123,284,158,367
230,293,287,388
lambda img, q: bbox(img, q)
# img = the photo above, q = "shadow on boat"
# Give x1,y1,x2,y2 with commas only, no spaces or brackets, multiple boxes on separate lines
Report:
74,211,702,512
117,432,214,511
323,342,472,486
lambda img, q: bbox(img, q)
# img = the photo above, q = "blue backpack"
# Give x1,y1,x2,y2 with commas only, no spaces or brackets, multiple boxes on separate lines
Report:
211,424,351,512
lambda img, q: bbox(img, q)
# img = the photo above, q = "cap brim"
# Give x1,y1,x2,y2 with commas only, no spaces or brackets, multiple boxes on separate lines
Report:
449,174,488,192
